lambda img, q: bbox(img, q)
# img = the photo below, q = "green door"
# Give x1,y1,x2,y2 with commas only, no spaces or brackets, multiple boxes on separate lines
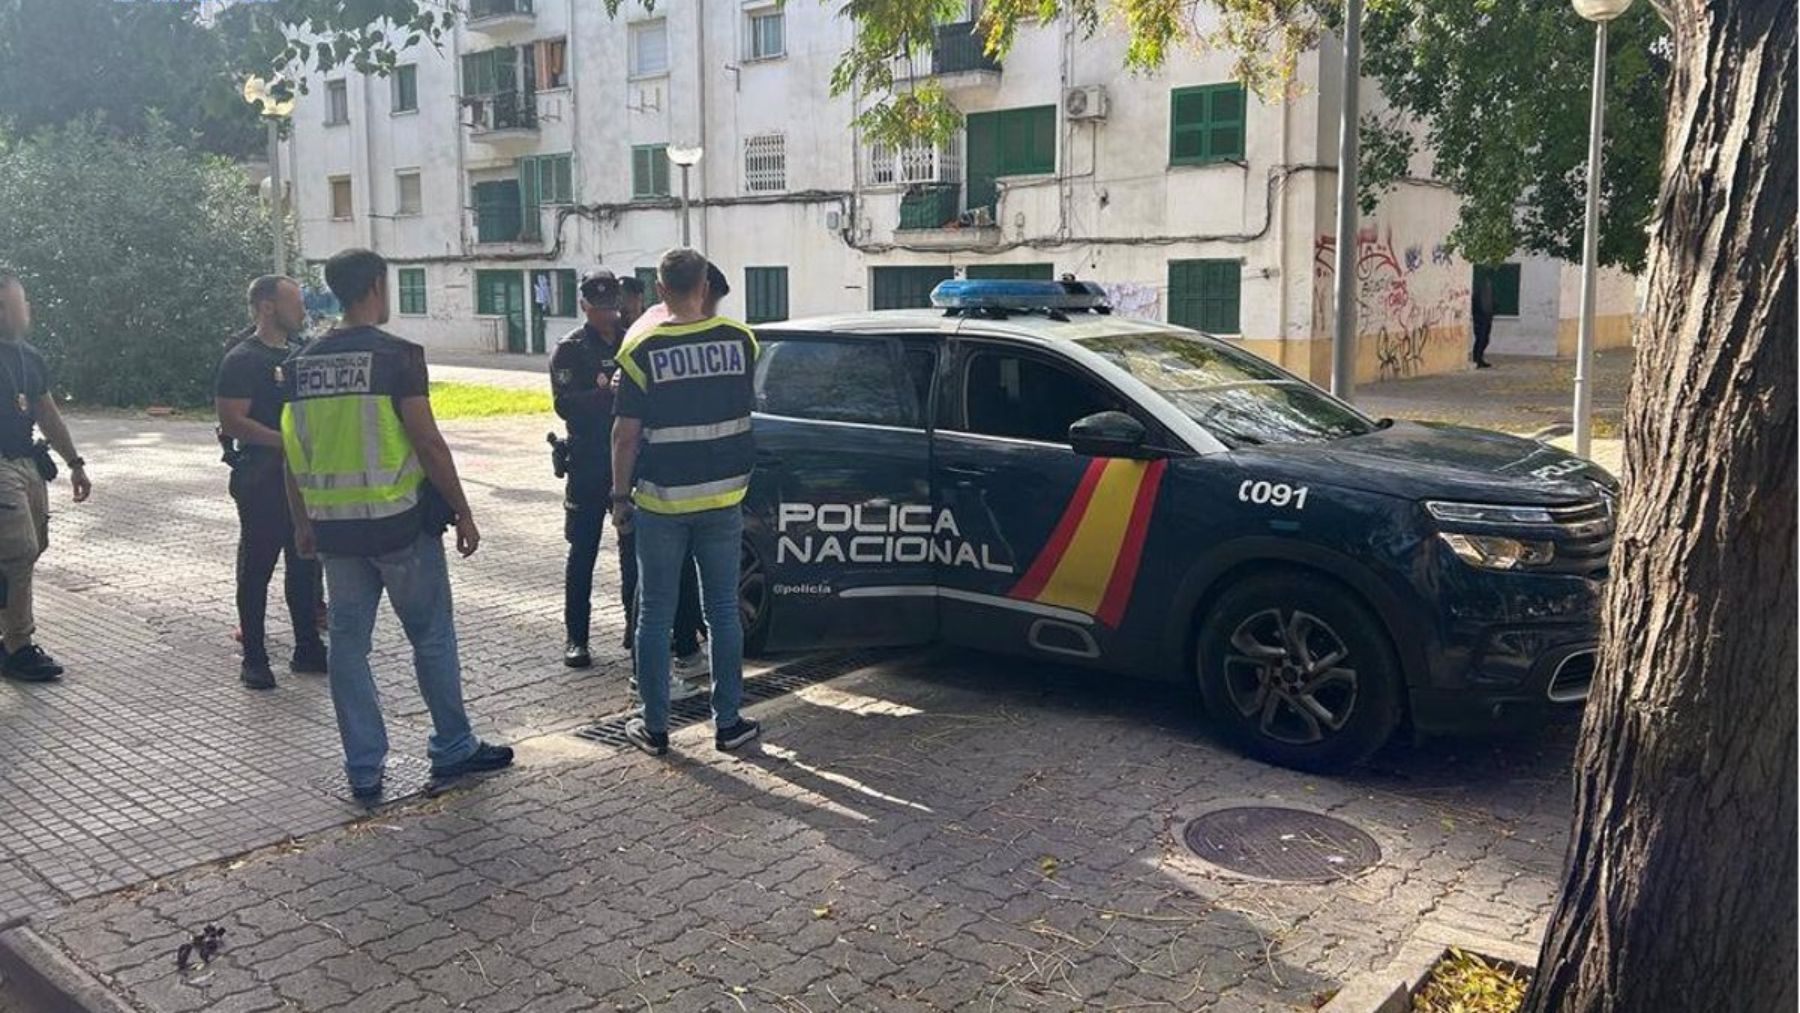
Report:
965,263,1055,281
476,269,527,352
871,266,955,310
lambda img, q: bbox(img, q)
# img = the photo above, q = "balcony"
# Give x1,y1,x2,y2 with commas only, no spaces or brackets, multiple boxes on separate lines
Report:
467,0,535,32
898,183,962,230
465,91,538,143
895,21,1001,90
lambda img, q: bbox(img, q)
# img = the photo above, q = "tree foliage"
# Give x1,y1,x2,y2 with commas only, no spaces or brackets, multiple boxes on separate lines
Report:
0,122,277,406
1358,1,1666,271
0,0,263,157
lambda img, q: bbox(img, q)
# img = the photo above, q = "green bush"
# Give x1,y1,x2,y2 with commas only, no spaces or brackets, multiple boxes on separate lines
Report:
0,121,277,407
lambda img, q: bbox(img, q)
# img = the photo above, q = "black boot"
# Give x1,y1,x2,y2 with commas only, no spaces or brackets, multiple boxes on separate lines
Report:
564,641,592,669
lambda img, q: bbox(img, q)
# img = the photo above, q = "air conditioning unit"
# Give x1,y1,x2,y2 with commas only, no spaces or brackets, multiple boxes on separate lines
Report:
1064,85,1109,121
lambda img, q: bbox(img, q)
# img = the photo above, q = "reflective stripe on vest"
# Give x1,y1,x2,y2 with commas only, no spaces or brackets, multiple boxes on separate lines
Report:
642,417,753,445
632,473,751,514
281,393,424,522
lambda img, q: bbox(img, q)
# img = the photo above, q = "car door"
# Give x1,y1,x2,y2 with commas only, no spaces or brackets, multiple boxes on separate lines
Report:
931,339,1171,668
744,331,938,650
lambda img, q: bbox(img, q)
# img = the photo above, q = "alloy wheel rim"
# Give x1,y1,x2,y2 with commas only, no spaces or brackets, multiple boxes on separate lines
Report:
1220,608,1358,745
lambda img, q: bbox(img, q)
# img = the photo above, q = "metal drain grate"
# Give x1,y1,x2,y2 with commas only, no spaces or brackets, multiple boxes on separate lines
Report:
572,649,892,749
309,754,436,806
1180,806,1381,883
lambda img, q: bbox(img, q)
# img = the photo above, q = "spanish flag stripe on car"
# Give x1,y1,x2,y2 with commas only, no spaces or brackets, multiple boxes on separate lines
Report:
1011,458,1169,626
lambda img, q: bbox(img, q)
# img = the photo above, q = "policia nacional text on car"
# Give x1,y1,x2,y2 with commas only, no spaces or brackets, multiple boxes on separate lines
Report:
610,249,761,756
280,249,513,800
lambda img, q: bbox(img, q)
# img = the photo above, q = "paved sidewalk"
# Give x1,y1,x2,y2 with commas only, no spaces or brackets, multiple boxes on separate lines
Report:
31,652,1575,1012
0,409,662,926
1359,350,1634,437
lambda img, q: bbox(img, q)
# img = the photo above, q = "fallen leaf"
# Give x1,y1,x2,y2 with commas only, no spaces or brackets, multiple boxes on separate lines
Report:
812,906,832,919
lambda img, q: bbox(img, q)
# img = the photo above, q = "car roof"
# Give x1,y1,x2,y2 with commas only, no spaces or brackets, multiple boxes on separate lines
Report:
756,309,1209,348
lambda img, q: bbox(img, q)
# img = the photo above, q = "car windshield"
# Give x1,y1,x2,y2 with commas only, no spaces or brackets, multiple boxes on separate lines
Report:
1076,331,1376,448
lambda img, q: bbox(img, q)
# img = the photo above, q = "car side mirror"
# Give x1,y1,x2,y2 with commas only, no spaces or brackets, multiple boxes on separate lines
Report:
1069,411,1155,459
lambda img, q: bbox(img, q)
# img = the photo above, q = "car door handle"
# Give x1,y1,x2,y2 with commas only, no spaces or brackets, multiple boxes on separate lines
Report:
942,464,987,478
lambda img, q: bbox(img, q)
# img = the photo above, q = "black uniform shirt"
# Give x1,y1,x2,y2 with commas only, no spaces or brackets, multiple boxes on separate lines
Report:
550,323,623,446
0,339,48,460
216,336,300,434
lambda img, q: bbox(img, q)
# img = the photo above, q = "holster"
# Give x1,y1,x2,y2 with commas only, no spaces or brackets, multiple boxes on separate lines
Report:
30,440,55,483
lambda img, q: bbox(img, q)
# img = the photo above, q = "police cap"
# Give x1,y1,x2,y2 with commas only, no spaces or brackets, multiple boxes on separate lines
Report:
579,269,621,308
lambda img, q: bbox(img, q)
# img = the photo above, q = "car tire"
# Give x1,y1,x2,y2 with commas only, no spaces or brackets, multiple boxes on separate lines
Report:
1195,571,1402,772
739,537,771,657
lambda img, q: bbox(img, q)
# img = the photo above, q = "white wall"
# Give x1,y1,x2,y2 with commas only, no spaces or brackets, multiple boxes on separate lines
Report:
287,5,1616,371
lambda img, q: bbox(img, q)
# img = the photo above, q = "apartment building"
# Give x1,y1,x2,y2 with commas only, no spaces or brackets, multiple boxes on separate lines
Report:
285,0,1635,382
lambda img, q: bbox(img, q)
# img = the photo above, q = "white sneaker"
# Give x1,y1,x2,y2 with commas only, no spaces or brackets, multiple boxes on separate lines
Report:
671,650,710,681
631,675,707,699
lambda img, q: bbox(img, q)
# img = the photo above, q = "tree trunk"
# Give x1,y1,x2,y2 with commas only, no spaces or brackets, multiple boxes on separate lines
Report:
1525,1,1795,1010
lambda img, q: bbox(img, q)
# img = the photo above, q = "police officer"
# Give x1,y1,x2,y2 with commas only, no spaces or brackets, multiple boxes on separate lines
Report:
550,270,626,668
216,275,327,690
282,248,512,800
0,267,90,683
612,248,760,756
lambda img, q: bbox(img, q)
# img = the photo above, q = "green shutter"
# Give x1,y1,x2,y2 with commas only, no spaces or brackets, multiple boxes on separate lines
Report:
744,267,789,324
554,154,573,203
397,268,427,315
871,266,955,310
1170,84,1247,165
965,112,1000,214
395,65,418,112
1168,259,1241,334
517,158,541,240
557,268,578,317
965,263,1055,280
473,180,521,242
632,145,669,198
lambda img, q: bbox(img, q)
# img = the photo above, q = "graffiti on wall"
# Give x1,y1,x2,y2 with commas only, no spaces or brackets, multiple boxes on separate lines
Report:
1312,228,1470,380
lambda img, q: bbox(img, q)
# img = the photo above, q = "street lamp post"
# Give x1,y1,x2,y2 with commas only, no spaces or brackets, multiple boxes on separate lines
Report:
667,146,704,247
1330,0,1366,402
1570,0,1634,458
243,77,296,275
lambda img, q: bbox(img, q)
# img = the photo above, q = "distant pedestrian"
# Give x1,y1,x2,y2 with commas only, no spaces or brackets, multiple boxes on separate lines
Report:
282,249,513,799
1471,274,1496,369
216,275,327,690
612,248,760,756
0,268,91,683
619,276,647,331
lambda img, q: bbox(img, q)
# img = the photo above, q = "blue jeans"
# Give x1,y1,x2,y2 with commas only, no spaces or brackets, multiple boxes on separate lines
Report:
322,533,477,789
633,506,744,734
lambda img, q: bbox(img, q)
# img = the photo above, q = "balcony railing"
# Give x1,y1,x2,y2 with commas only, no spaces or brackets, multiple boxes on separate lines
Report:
468,0,535,24
898,183,962,231
931,21,1001,76
466,91,538,136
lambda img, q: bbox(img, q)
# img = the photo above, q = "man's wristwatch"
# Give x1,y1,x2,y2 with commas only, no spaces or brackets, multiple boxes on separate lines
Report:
610,492,633,504
68,456,85,470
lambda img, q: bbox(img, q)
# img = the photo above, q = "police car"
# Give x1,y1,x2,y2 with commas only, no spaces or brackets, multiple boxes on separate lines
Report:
736,280,1614,770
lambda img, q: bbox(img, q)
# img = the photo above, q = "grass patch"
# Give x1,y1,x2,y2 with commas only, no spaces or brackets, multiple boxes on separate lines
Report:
428,381,551,419
1412,948,1529,1013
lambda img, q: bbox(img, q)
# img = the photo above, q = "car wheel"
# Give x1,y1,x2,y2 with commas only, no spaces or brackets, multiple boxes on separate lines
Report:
1195,572,1402,772
739,538,770,656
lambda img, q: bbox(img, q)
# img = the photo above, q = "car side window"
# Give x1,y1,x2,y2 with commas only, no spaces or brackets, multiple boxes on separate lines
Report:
754,337,911,427
962,350,1124,443
903,347,937,427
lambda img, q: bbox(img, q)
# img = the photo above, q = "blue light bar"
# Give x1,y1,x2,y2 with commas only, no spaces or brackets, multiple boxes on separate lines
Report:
930,279,1111,311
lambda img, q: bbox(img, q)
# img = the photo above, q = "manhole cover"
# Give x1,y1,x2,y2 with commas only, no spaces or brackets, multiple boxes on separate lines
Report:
309,754,436,806
1181,806,1381,882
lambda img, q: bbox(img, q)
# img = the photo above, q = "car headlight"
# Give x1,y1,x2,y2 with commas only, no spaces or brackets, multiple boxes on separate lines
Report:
1438,532,1556,571
1425,501,1555,525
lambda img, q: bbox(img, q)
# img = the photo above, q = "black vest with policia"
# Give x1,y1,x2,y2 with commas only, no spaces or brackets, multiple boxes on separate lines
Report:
614,316,758,515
